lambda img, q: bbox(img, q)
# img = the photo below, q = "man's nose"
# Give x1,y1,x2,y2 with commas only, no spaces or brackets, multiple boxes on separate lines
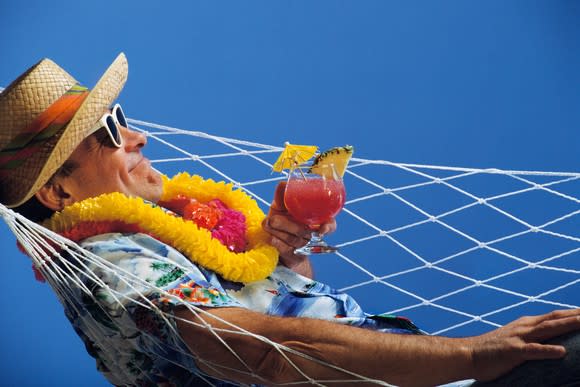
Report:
121,126,147,150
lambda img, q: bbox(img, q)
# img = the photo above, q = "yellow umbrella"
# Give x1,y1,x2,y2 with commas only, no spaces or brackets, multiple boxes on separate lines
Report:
272,142,318,172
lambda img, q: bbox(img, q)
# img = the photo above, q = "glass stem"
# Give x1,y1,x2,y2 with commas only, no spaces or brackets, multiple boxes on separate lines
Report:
294,230,337,255
310,231,323,244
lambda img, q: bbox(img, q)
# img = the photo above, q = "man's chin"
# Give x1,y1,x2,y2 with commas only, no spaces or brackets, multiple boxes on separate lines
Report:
144,172,164,203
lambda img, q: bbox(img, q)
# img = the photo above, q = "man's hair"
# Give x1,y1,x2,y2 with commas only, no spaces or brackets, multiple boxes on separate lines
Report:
12,159,80,223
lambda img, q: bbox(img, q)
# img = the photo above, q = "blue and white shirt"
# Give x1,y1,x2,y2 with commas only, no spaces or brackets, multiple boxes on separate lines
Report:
64,232,422,386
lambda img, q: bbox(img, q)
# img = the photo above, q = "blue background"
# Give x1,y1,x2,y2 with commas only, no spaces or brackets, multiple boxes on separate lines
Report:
1,1,579,386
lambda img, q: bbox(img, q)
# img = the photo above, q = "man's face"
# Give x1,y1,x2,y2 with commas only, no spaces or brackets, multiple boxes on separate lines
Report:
57,121,163,204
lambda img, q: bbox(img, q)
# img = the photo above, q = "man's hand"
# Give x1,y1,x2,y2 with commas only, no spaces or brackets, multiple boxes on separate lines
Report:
262,181,336,278
469,308,580,382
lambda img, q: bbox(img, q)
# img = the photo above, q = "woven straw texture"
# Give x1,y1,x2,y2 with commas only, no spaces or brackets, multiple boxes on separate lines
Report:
0,53,128,207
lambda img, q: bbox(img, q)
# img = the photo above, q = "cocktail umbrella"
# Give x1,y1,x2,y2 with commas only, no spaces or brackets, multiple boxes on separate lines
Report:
272,142,318,172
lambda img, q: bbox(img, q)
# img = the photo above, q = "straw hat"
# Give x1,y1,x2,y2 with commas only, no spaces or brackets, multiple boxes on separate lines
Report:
0,53,128,208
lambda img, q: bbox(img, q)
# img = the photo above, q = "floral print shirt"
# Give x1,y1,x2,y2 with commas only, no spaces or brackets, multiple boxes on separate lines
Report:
66,232,423,386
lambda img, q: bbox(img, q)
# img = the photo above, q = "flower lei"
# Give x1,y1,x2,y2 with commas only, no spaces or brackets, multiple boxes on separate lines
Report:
43,173,279,283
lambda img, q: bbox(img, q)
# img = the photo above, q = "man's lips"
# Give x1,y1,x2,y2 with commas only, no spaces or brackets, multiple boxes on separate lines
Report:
130,157,148,172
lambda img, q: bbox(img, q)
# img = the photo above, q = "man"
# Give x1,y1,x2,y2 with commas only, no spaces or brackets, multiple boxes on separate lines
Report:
1,53,579,387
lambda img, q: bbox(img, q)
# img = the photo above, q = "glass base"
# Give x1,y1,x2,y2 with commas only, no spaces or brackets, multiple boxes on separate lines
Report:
294,232,338,255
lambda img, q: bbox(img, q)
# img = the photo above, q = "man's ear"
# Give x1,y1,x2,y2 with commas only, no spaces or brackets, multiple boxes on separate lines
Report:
35,183,72,211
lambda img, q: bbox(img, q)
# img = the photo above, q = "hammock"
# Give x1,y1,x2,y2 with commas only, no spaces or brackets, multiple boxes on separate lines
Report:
2,116,579,386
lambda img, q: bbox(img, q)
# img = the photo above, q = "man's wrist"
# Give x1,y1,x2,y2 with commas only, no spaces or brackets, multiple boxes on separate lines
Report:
457,337,477,381
280,254,314,278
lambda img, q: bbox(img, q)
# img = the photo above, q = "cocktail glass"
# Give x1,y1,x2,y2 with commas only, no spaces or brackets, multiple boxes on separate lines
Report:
284,163,346,255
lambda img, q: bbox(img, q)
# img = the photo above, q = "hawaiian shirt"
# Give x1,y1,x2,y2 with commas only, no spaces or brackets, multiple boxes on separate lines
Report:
65,232,423,386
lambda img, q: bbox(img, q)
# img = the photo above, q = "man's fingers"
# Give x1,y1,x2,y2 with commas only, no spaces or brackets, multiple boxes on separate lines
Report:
521,342,567,361
270,181,288,212
318,219,337,236
270,238,311,270
542,308,580,322
264,220,309,248
269,235,298,259
528,315,580,342
526,308,580,326
265,214,311,239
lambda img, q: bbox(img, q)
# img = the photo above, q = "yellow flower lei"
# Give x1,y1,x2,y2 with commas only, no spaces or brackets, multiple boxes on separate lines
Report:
44,173,279,283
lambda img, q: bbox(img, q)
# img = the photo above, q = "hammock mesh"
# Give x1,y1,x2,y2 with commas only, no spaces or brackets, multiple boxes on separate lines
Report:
2,117,578,386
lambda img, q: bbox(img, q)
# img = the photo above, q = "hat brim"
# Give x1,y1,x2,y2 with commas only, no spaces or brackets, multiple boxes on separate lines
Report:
11,53,128,207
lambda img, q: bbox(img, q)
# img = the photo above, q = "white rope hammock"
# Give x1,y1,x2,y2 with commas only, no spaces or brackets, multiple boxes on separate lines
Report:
2,115,578,386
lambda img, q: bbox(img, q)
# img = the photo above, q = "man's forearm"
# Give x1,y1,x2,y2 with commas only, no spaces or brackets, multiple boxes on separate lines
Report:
175,307,473,386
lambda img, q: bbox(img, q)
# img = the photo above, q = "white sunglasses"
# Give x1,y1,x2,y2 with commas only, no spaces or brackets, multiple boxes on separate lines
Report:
89,103,127,148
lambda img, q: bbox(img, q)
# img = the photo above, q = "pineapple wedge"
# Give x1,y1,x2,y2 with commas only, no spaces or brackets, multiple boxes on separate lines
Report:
308,145,354,178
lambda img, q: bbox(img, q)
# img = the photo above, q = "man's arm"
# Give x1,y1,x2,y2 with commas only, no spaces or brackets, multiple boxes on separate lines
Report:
175,306,580,386
176,306,472,386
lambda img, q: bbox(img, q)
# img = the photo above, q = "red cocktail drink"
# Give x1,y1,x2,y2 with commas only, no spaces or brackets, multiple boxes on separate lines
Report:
284,178,345,229
279,152,352,255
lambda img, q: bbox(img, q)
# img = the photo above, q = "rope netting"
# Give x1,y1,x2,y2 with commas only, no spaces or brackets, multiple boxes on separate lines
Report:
128,118,579,334
1,115,578,385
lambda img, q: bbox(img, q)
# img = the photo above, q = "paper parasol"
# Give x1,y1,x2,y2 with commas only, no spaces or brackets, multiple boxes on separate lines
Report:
272,142,318,172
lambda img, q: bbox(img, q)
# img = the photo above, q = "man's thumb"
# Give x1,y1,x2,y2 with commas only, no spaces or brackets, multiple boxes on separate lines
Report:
272,181,287,211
